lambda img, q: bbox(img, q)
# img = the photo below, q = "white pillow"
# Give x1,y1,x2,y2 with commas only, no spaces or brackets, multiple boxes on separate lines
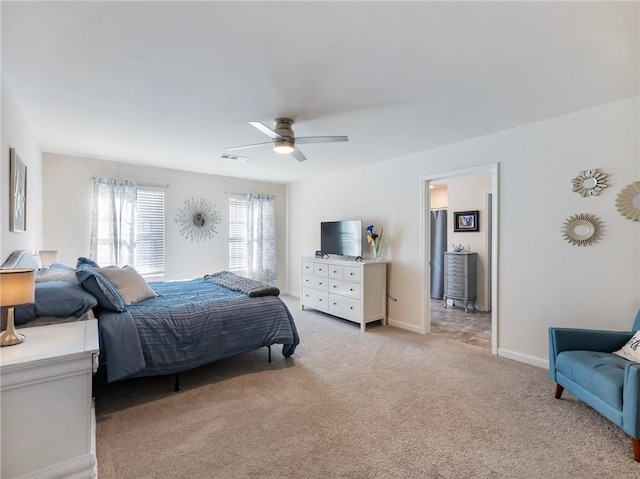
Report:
613,331,640,363
94,265,158,305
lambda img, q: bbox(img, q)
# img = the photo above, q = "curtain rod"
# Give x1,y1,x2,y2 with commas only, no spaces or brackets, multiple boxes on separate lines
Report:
91,177,169,188
225,191,276,198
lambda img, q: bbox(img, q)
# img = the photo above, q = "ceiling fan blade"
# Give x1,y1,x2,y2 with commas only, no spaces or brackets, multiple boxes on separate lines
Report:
249,121,281,139
225,141,273,151
294,136,349,145
290,147,308,162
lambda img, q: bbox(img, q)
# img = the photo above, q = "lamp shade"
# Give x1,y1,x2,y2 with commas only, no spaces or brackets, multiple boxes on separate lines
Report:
38,250,59,267
0,269,35,307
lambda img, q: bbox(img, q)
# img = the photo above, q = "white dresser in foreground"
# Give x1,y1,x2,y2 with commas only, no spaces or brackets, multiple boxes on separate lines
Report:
0,319,99,479
301,257,387,331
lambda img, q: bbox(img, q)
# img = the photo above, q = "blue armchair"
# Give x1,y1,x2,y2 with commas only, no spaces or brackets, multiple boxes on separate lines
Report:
549,310,640,462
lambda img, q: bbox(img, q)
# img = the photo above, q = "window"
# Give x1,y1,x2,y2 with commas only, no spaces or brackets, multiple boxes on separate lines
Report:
90,179,165,276
135,186,165,276
228,195,247,275
228,193,276,284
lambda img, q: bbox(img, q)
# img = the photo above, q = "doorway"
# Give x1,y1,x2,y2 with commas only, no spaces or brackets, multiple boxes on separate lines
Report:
421,164,499,355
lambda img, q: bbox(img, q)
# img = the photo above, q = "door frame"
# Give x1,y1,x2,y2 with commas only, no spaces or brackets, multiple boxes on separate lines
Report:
420,163,499,355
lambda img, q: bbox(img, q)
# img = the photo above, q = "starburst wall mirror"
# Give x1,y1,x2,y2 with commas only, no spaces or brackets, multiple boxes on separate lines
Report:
175,198,221,242
571,169,608,197
616,181,640,222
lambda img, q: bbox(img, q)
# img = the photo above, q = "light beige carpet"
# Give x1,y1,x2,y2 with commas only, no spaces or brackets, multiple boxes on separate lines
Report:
96,296,639,478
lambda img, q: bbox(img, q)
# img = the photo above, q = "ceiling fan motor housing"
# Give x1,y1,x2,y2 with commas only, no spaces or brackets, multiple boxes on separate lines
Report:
274,118,294,142
273,118,295,152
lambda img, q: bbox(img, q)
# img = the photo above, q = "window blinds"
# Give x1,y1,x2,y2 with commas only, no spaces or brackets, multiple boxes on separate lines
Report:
135,186,165,276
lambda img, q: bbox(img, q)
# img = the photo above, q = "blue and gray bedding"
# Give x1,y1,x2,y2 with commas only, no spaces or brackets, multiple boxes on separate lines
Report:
98,277,300,382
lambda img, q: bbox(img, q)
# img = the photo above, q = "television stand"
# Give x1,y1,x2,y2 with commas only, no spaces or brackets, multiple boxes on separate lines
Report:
300,256,387,331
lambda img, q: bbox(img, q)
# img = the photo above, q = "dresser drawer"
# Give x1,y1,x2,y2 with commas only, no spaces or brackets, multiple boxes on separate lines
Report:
313,263,329,277
343,266,362,282
302,274,329,290
328,294,361,320
302,261,315,274
328,264,344,279
302,288,329,310
329,279,361,298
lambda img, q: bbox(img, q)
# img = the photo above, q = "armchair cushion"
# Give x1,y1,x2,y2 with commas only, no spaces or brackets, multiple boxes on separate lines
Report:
556,350,628,410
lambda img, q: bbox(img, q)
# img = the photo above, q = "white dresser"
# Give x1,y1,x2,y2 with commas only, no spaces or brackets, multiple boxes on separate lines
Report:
0,320,99,479
300,257,387,331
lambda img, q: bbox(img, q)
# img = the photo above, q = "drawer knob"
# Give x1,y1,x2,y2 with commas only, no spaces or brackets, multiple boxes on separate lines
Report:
349,288,353,291
333,302,337,305
333,285,337,288
349,307,354,310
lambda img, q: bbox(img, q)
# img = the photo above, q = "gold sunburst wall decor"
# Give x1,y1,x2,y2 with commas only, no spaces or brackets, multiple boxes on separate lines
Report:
571,168,608,197
175,198,221,242
562,213,603,247
615,181,640,222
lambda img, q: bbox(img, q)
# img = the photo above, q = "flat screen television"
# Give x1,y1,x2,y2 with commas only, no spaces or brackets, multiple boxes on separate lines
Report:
321,220,363,257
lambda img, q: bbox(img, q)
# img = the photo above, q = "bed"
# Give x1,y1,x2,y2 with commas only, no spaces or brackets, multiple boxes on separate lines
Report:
2,251,300,384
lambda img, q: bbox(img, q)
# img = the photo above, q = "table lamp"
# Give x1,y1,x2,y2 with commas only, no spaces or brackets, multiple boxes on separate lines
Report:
0,269,35,347
38,250,59,268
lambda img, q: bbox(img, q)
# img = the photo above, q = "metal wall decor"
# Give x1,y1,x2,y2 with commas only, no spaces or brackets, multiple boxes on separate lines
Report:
562,213,603,247
615,181,640,222
571,169,608,197
9,148,27,232
175,198,221,242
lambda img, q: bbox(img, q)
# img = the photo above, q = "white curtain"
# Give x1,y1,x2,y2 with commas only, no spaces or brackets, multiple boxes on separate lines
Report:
245,193,276,285
90,178,137,266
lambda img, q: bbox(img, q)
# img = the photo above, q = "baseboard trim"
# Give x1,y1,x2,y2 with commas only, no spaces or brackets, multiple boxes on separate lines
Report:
387,318,425,334
498,348,549,369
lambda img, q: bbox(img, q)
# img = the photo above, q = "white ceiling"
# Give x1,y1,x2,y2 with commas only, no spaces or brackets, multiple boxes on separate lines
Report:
2,1,638,184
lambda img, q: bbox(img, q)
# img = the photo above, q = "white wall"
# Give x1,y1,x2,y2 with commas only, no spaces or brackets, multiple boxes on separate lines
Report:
288,97,640,366
1,79,43,261
43,154,288,286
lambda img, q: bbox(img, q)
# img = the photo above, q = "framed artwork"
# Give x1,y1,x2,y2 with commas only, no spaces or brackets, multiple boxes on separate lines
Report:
453,210,479,232
9,148,27,233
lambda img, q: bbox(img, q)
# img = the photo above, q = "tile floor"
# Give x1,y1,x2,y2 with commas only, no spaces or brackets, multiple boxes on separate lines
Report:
430,298,491,349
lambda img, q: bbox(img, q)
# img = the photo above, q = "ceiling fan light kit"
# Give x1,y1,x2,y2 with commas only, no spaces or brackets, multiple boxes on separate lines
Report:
273,139,294,154
225,117,348,162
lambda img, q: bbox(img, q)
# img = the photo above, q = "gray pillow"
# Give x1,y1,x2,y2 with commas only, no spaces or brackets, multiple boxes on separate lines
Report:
94,265,158,305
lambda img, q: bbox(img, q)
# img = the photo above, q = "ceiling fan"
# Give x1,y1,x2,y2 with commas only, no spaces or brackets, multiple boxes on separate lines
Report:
225,118,348,162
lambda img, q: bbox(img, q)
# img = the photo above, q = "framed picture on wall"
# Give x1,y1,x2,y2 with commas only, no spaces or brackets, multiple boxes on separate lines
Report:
454,210,479,232
9,148,27,233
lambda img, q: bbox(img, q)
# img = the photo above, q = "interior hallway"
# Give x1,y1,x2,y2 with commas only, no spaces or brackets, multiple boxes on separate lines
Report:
430,299,491,349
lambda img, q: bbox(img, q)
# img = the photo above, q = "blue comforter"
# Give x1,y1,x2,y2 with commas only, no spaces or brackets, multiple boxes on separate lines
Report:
98,278,299,382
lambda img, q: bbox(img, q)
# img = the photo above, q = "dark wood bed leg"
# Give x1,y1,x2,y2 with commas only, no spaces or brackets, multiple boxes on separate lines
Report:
633,438,640,462
174,373,180,392
554,384,564,399
268,345,272,363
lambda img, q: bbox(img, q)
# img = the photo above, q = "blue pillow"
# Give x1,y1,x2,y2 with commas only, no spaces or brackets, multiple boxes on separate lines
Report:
76,265,127,312
50,263,75,271
77,257,100,268
14,281,98,326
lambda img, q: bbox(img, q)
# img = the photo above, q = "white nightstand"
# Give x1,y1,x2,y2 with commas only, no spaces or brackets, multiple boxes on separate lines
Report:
0,319,99,479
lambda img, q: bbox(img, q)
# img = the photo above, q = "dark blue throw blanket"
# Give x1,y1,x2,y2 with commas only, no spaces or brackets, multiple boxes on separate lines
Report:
203,271,280,297
97,278,299,382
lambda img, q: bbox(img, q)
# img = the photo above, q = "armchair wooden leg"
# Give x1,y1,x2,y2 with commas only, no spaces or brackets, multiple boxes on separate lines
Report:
633,438,640,463
554,384,564,399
